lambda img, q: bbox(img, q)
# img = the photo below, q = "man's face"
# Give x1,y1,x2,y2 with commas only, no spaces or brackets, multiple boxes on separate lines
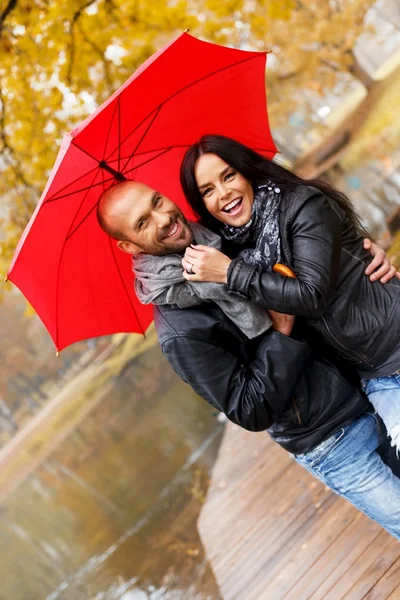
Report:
112,182,193,256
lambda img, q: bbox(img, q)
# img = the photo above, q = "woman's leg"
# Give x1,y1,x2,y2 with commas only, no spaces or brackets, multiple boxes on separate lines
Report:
293,412,400,540
362,375,400,453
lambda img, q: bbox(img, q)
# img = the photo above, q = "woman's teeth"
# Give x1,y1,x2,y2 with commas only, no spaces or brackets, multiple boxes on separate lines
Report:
167,221,178,237
223,198,242,213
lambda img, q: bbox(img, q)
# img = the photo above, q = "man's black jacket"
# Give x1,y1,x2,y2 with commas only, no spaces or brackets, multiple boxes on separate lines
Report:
154,302,369,454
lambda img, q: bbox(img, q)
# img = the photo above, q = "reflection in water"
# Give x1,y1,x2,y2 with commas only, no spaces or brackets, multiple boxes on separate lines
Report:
0,342,223,599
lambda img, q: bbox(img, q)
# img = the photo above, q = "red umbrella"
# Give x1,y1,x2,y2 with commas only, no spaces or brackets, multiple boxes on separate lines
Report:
6,32,276,352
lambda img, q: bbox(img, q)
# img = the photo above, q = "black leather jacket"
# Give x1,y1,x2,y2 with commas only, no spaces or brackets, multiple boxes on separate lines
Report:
228,185,400,375
155,303,368,454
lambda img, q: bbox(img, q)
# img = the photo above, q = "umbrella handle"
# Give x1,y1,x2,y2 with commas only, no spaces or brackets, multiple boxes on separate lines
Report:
273,263,296,279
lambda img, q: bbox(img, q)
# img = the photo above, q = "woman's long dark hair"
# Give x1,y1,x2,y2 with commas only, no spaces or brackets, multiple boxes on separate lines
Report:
180,134,370,238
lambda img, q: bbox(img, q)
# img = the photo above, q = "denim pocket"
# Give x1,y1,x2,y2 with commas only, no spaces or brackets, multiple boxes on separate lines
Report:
296,427,346,468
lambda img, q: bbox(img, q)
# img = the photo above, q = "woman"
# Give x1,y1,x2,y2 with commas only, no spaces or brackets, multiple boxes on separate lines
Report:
180,134,400,451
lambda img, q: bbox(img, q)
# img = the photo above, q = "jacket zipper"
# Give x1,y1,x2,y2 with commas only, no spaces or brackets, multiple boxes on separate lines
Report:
320,316,374,367
292,397,302,425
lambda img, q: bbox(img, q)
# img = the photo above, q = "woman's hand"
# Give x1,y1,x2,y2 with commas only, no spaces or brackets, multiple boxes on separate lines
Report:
182,245,232,283
364,239,400,283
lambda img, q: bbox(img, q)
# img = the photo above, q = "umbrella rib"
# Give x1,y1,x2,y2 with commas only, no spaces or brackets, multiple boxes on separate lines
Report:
117,144,191,160
103,95,121,162
118,96,121,173
66,167,117,241
120,105,162,173
53,165,103,348
44,164,102,203
66,197,98,242
108,237,146,337
121,147,172,177
44,175,116,204
103,53,264,164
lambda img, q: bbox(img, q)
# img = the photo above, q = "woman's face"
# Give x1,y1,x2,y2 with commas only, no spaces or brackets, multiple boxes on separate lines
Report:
194,153,254,227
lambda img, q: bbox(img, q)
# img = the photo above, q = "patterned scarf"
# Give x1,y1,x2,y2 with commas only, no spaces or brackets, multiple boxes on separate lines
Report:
220,183,282,271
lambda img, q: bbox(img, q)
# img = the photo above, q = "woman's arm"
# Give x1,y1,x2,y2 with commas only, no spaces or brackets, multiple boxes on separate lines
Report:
227,190,342,318
182,238,399,286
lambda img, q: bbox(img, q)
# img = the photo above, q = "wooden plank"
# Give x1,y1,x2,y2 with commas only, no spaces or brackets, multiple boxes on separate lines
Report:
362,556,400,599
319,532,397,600
203,473,332,595
199,422,400,600
343,543,400,600
386,583,400,600
250,495,358,600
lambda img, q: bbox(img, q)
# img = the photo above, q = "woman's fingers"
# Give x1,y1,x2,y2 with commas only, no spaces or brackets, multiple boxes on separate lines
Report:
378,265,397,284
368,256,390,281
184,245,212,261
182,246,231,283
182,257,198,271
365,249,384,276
182,270,200,281
184,248,201,262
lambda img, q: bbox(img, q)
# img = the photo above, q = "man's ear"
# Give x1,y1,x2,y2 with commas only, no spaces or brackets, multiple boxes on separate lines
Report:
117,240,143,255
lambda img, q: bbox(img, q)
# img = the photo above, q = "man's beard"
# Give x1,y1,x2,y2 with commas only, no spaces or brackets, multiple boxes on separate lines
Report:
139,210,193,256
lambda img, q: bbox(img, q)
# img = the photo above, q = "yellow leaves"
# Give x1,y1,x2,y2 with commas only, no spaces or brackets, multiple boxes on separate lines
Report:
265,0,295,21
204,0,243,19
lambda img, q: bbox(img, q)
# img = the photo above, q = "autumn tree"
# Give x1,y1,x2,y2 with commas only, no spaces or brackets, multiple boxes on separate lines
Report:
0,0,376,293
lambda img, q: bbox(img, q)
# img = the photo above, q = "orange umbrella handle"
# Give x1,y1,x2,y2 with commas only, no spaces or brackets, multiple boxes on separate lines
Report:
273,263,296,279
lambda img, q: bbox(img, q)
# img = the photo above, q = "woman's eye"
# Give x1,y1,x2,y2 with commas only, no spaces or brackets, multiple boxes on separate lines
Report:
202,187,213,197
154,195,161,207
225,171,235,181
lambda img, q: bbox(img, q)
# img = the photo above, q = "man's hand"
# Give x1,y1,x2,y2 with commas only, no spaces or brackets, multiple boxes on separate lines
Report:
364,239,400,283
268,309,295,336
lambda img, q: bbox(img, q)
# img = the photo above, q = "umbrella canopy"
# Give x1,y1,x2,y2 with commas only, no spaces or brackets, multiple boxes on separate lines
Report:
7,32,276,351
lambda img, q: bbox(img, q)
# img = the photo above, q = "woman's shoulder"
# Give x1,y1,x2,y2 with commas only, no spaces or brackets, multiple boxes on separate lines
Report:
282,184,337,210
281,184,342,224
282,184,325,202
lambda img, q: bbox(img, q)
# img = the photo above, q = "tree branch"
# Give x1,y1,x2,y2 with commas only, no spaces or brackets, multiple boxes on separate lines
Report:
76,21,113,93
0,0,17,30
67,0,99,85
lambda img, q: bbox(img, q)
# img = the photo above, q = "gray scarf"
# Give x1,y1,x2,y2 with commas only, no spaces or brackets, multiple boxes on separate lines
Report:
133,221,272,339
221,183,282,271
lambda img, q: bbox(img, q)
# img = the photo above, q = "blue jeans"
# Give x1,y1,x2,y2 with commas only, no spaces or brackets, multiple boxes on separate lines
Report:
293,413,400,540
361,374,400,452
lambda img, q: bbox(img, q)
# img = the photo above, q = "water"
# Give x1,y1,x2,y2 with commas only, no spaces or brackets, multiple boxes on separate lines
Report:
0,340,223,599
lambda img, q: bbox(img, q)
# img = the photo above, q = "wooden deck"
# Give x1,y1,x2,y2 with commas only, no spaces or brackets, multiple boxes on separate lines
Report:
198,423,400,600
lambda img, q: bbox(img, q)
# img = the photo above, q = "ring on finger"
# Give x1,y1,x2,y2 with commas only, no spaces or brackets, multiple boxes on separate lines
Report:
186,262,194,274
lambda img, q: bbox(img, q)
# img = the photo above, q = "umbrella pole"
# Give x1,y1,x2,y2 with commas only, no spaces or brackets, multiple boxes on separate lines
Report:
99,161,126,182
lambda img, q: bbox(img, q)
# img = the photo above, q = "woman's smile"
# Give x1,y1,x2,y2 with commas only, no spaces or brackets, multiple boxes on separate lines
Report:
222,197,243,215
194,153,254,227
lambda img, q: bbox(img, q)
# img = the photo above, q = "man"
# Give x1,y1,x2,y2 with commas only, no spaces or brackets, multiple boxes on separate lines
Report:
97,180,400,539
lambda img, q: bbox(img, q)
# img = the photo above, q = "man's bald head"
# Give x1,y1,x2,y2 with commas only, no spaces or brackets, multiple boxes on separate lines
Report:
97,180,193,256
97,181,142,241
